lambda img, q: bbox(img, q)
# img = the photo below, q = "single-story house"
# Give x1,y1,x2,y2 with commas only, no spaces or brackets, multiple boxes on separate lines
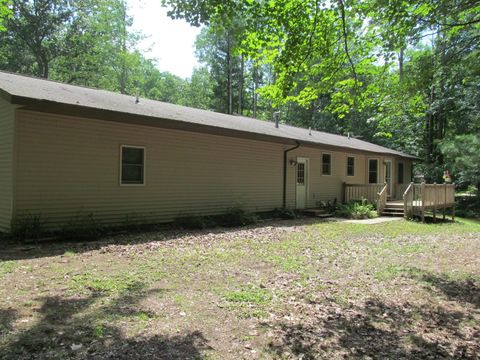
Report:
0,71,416,231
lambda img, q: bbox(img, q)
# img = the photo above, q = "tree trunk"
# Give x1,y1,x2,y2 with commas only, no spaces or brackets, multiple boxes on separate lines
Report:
119,1,128,94
36,53,49,78
399,48,404,81
226,33,233,115
253,62,258,118
238,54,244,115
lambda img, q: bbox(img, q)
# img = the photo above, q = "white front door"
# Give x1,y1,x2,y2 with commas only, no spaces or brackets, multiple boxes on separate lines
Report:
384,160,392,197
295,157,308,209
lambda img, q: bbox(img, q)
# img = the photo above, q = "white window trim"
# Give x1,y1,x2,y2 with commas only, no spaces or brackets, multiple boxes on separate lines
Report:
120,145,146,187
321,152,332,176
367,157,379,184
346,155,356,177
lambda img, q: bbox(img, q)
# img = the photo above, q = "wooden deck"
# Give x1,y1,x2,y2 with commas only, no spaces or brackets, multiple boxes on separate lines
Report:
403,183,456,222
344,182,456,221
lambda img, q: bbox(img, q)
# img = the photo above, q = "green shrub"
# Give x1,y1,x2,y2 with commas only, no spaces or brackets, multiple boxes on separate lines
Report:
10,213,45,241
173,215,215,230
218,207,258,227
60,212,104,240
317,198,339,213
335,200,378,219
455,195,480,218
272,207,298,219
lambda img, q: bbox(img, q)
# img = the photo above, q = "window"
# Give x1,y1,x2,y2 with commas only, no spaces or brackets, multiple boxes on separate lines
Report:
121,146,145,185
347,156,355,177
322,153,331,175
297,163,305,185
397,162,404,184
368,159,378,184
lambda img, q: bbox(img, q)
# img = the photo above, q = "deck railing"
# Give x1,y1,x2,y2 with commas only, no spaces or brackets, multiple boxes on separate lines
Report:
344,183,385,204
346,182,456,221
376,183,388,214
403,182,414,218
403,182,455,221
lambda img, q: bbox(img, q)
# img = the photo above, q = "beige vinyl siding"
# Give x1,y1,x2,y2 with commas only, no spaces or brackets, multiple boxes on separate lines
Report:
395,159,413,199
0,98,16,231
285,147,413,208
285,147,370,208
15,110,284,228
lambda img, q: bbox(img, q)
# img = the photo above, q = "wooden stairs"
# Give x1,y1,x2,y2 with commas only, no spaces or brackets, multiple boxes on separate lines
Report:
382,201,404,217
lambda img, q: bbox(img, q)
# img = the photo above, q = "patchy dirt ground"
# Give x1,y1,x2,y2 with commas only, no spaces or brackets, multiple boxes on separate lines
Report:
1,218,479,359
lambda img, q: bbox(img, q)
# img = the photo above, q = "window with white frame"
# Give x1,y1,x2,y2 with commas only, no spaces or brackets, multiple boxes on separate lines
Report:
121,146,145,185
322,153,331,175
347,156,355,176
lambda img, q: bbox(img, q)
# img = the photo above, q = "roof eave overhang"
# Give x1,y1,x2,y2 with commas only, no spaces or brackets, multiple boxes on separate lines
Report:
11,95,419,160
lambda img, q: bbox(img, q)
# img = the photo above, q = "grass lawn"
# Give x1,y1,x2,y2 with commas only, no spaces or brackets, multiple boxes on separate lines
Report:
1,217,479,359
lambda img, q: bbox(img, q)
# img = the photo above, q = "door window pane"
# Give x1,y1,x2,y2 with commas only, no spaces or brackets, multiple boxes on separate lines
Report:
297,163,305,185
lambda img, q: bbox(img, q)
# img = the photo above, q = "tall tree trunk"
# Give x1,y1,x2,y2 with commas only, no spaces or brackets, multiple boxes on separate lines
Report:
36,52,49,78
252,62,258,118
399,48,404,82
119,1,128,94
427,85,435,164
238,54,244,115
226,33,233,114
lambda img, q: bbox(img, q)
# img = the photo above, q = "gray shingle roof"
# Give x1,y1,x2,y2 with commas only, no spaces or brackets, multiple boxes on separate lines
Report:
0,71,415,158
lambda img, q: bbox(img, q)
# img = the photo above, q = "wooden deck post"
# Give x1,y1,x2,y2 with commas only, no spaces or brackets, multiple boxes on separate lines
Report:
342,182,346,203
443,183,446,220
433,182,437,223
452,183,456,222
421,182,426,223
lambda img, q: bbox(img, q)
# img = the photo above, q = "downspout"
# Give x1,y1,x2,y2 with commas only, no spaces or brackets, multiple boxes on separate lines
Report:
283,141,301,208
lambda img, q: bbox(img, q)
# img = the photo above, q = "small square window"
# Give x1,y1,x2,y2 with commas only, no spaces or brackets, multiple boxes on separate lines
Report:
322,154,331,175
347,156,355,177
121,146,145,185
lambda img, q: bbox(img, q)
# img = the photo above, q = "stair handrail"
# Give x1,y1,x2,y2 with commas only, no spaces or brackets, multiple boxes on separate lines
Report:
402,182,414,219
376,182,388,214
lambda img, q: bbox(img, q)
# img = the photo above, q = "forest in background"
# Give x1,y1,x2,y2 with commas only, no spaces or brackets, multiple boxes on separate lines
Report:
0,0,478,190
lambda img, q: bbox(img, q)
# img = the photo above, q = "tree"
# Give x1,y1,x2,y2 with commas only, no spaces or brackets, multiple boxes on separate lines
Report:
195,19,246,114
0,0,11,31
440,134,480,192
185,67,214,110
164,0,480,189
2,0,72,78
